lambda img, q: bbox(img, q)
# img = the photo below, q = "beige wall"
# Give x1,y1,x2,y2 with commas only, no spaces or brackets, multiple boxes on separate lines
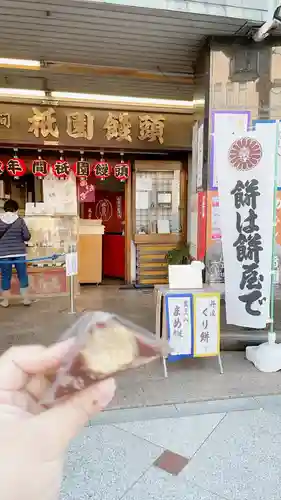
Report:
193,44,210,122
209,41,281,123
270,46,281,120
210,48,259,119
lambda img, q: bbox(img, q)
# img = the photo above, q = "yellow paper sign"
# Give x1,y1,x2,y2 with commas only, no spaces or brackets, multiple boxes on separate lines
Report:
193,293,220,357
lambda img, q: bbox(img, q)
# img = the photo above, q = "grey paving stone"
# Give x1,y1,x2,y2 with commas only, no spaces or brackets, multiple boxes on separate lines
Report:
176,396,260,416
116,412,225,457
256,394,281,405
60,424,162,500
122,467,226,500
255,394,281,415
110,352,281,410
183,409,281,500
89,404,178,426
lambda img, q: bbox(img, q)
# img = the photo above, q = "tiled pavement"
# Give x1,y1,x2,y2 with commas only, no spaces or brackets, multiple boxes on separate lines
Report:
2,287,281,408
61,395,281,500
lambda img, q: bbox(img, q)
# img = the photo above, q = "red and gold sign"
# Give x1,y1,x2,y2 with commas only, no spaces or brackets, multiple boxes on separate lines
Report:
52,159,70,179
32,159,49,178
113,162,130,182
93,160,111,180
6,158,27,177
0,161,4,174
73,160,91,179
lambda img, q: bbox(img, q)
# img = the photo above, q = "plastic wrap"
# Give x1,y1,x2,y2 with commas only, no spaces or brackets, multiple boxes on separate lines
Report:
41,311,169,406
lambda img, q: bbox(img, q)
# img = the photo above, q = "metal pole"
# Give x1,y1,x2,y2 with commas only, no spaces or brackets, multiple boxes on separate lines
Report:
68,243,76,315
217,354,224,374
268,121,279,344
162,356,168,378
69,273,75,314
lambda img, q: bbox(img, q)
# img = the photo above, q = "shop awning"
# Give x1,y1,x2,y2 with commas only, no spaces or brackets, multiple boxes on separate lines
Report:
0,0,265,100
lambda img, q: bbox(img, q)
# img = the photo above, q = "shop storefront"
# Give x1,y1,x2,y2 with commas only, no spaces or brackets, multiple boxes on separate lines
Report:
0,101,193,291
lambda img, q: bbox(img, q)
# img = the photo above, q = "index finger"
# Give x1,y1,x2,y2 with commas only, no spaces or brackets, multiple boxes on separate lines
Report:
0,341,73,391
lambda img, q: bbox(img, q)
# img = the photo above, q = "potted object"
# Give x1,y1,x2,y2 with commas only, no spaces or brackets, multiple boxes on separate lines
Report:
166,243,194,266
166,243,204,289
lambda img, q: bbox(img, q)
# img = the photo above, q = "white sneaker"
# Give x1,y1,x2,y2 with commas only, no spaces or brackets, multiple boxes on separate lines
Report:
20,288,31,306
0,299,9,308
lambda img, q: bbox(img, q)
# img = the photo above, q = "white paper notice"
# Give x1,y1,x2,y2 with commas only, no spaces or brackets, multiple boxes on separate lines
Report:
136,176,152,192
43,173,77,215
166,295,192,356
65,252,78,276
194,294,220,356
136,191,149,210
157,219,170,234
172,178,180,214
157,192,171,204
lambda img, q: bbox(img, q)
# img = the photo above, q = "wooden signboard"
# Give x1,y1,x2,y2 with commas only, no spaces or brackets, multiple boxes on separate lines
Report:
0,104,193,150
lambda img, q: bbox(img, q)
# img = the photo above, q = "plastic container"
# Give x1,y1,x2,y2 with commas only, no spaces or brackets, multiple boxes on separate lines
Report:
41,311,169,406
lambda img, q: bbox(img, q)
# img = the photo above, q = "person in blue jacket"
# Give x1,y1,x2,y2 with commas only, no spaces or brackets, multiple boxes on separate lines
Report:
0,199,31,307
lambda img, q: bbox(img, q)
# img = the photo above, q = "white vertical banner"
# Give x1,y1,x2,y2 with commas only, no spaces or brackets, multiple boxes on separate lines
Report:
192,120,204,190
196,122,204,190
216,122,277,328
192,121,198,173
211,112,250,188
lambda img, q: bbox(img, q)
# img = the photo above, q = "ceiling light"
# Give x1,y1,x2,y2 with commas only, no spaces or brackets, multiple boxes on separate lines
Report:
0,88,45,98
51,91,195,108
0,87,203,109
0,58,40,70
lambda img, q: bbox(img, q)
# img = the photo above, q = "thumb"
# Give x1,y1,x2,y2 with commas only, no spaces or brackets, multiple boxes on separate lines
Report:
35,378,116,453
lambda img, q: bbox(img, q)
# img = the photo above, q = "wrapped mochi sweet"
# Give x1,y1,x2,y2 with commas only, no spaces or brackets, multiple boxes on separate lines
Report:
41,311,169,406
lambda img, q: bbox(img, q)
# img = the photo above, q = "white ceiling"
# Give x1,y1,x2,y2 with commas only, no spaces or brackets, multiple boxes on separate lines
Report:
0,0,259,99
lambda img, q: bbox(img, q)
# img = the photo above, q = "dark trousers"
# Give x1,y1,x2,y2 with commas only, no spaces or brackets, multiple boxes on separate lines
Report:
0,257,29,291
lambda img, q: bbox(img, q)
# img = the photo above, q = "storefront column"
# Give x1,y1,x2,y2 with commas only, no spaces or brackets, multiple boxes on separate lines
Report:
191,43,211,262
204,37,278,284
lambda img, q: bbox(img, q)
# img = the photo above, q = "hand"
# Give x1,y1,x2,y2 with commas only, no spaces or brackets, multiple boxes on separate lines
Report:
0,343,116,500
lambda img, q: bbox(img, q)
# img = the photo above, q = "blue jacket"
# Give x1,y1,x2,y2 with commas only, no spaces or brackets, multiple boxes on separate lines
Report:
0,212,31,258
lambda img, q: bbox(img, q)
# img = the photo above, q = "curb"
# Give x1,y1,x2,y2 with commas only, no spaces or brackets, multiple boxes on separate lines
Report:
88,394,281,427
220,330,281,344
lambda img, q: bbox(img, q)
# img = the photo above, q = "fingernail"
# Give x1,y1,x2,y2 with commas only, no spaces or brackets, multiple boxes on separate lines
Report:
94,378,116,408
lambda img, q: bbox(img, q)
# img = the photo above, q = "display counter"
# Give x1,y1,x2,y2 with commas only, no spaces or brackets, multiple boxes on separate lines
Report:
8,214,78,298
10,266,68,297
78,219,104,284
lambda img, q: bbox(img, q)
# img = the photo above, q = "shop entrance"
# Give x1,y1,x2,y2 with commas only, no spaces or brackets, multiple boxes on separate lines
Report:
79,175,126,284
